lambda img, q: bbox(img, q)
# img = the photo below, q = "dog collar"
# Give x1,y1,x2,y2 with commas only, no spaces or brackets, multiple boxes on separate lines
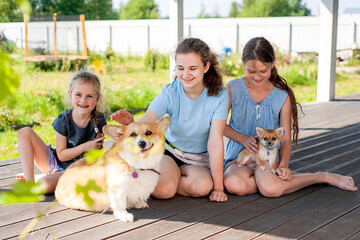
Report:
265,146,274,151
132,168,161,178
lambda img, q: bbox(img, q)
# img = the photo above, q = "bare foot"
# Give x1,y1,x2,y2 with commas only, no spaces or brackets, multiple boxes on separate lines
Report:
110,109,134,125
15,173,46,182
15,173,25,181
324,173,358,191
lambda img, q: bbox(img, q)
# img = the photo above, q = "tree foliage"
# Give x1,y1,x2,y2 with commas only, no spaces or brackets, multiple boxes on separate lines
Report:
1,0,117,21
230,0,311,18
119,0,159,20
0,0,23,22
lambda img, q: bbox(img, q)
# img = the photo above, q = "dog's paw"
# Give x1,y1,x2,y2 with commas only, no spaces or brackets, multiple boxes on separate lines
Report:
260,165,266,171
134,201,149,209
113,210,134,222
271,168,276,174
236,164,243,168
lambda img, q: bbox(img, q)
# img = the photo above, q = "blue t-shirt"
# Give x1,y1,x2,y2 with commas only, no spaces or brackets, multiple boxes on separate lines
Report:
149,80,229,153
224,77,288,166
51,109,107,169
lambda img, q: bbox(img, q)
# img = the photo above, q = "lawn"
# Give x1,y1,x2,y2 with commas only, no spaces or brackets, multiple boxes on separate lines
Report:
1,50,360,160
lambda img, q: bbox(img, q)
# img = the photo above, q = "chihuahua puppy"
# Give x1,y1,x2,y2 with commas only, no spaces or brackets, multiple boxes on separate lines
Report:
227,127,284,174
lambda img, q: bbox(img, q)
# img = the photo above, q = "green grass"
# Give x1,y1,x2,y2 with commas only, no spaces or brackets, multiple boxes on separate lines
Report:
1,51,360,160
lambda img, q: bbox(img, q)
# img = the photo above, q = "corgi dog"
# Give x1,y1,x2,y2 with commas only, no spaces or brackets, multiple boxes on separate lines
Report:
55,117,170,222
227,127,284,174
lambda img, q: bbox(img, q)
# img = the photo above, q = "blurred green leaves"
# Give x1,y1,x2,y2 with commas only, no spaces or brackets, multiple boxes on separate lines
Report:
0,50,20,102
75,180,103,209
0,181,46,205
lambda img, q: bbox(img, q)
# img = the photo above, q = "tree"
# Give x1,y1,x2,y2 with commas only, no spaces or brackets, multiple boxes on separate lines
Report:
29,0,116,20
229,2,241,18
229,0,311,18
85,0,117,20
55,0,85,16
0,0,23,22
289,0,311,16
119,0,158,20
30,0,56,16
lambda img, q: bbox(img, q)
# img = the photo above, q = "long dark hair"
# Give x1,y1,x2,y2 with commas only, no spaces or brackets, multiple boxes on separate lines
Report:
175,38,223,96
69,71,104,134
242,37,303,146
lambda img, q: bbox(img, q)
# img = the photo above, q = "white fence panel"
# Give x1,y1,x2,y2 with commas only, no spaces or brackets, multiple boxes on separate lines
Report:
1,16,359,56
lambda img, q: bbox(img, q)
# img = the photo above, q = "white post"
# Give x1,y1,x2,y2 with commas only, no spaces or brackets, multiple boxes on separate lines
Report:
317,0,338,102
169,0,183,81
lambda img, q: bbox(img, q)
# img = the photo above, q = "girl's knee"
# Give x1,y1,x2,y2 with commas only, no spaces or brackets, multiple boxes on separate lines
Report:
18,127,34,139
152,182,177,199
38,178,56,194
257,181,283,198
224,175,252,196
189,178,213,197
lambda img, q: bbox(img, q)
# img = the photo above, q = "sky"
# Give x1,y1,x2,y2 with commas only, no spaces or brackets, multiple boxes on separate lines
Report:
112,0,360,18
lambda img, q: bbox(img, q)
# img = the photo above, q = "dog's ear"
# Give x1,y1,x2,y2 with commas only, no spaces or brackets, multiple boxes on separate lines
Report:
275,127,284,137
156,116,170,133
256,127,264,137
103,125,125,141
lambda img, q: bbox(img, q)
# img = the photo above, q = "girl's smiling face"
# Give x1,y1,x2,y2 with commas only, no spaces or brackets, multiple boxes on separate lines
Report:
69,80,98,116
243,59,274,85
176,52,210,93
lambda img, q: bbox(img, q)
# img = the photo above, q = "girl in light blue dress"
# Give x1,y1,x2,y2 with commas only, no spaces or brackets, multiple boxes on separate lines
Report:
224,37,357,197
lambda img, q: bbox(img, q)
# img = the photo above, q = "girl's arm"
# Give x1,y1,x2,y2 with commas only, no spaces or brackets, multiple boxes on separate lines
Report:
223,84,258,153
277,96,293,180
208,119,228,202
138,109,160,123
110,109,160,125
55,132,104,162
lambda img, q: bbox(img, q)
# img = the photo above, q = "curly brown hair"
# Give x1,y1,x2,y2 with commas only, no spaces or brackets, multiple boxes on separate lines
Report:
242,37,303,146
175,38,223,96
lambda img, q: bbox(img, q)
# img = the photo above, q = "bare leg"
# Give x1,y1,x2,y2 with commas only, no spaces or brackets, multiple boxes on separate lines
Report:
255,161,358,198
17,127,49,181
177,165,213,197
152,155,181,199
38,172,63,194
224,164,258,195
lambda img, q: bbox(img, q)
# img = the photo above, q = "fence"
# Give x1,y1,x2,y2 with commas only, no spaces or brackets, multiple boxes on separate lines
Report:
1,15,359,56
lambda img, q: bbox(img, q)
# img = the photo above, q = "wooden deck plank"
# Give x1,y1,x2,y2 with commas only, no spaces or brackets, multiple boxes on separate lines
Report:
154,187,320,240
250,190,360,240
36,196,207,240
0,93,359,239
347,231,360,240
207,186,352,240
300,207,360,240
109,194,261,240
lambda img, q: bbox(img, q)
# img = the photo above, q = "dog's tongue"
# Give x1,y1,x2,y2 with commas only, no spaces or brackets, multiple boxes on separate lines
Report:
139,149,149,158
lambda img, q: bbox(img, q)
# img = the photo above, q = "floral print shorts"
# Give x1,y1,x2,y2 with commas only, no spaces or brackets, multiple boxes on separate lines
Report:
47,145,64,174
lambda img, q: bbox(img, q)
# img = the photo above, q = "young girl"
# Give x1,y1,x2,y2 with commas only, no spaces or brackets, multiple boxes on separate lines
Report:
111,38,229,202
16,71,107,194
224,37,357,197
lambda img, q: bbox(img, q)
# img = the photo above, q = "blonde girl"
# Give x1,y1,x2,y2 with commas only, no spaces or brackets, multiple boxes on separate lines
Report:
16,71,107,193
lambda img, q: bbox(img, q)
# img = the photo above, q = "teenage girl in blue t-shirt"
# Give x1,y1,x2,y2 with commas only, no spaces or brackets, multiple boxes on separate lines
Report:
224,37,357,197
16,71,106,193
111,38,229,202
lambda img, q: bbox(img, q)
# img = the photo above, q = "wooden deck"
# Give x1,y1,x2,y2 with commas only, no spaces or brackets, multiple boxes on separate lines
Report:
1,93,360,240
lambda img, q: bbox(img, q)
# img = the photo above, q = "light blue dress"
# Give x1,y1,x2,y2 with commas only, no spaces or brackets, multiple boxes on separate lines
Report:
224,77,288,167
